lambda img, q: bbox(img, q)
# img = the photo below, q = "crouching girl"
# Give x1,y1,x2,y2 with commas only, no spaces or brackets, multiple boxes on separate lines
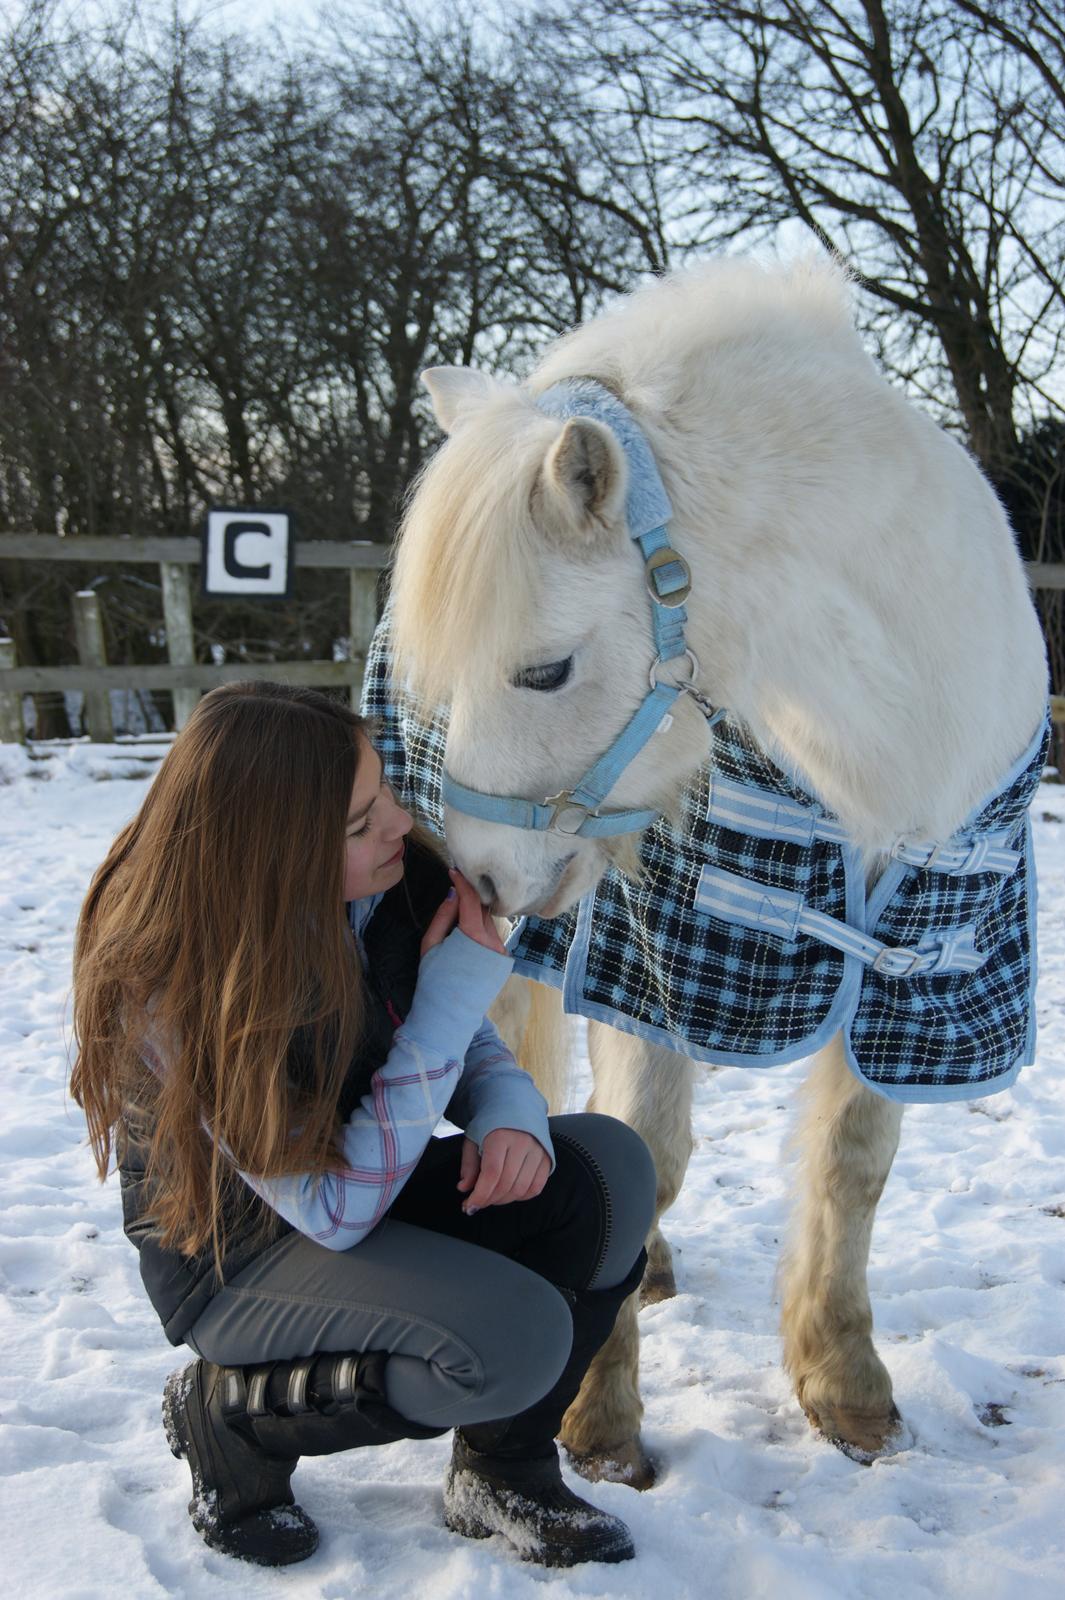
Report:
71,682,654,1569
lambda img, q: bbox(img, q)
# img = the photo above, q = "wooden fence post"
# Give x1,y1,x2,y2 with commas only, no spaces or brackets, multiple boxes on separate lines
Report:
160,560,199,730
349,563,380,708
0,638,24,743
72,591,114,742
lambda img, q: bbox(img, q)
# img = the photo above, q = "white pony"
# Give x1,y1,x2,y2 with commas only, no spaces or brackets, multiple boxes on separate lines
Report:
385,257,1048,1487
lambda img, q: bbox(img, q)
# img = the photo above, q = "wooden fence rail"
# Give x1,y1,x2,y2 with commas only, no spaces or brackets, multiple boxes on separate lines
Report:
1,535,1064,745
1026,565,1065,591
3,661,378,692
0,534,388,567
0,535,390,741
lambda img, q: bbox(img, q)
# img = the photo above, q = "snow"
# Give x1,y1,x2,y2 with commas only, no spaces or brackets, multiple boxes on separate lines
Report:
2,741,1064,1599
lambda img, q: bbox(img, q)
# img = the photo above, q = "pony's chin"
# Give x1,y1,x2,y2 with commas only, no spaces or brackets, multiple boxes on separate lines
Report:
518,851,606,920
533,886,579,919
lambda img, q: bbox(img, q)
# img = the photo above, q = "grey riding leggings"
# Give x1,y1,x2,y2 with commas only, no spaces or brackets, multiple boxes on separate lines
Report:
187,1112,656,1429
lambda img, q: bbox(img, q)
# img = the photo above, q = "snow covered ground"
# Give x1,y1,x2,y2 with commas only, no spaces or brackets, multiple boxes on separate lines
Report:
2,739,1064,1600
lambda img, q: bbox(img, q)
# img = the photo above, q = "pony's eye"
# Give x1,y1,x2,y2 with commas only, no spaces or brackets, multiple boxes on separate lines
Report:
512,657,574,692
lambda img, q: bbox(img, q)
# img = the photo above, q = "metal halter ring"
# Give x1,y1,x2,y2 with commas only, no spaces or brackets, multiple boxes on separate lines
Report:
649,647,701,693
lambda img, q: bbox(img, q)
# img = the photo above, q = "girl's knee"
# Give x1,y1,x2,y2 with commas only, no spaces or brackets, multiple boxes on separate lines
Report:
549,1112,657,1289
458,1272,573,1423
551,1112,657,1221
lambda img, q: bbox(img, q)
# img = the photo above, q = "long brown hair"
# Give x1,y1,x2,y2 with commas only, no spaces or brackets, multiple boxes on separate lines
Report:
71,681,368,1261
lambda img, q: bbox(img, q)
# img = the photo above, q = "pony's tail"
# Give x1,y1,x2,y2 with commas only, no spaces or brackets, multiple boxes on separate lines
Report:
489,974,571,1115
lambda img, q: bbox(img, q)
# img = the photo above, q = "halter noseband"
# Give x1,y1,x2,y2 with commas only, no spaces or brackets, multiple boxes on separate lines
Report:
440,379,722,838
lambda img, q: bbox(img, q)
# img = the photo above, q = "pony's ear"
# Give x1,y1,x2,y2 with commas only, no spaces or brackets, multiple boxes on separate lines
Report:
541,417,627,543
421,367,495,433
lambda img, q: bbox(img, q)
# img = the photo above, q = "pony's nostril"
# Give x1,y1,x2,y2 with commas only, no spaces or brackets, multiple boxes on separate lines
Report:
478,874,497,907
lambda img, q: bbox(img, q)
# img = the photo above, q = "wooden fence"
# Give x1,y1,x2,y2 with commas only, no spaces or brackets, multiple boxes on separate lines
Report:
0,534,389,741
1,535,1064,745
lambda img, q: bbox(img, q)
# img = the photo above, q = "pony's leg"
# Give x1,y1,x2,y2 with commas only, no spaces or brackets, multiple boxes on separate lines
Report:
561,1021,694,1491
780,1032,904,1458
489,976,570,1115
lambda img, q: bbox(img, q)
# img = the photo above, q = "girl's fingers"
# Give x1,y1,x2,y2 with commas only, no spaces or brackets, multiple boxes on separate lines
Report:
524,1150,551,1199
524,1149,552,1200
420,887,458,956
463,1133,551,1210
502,1146,542,1202
473,1142,548,1208
463,1138,516,1210
457,1137,480,1193
490,1143,527,1205
450,869,482,931
449,869,507,954
499,1147,550,1206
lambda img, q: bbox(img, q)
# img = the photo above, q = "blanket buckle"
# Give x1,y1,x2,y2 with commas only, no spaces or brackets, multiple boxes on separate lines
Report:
872,945,927,978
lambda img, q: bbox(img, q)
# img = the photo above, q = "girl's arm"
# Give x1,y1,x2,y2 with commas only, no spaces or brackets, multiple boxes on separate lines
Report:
444,1016,554,1170
237,929,513,1249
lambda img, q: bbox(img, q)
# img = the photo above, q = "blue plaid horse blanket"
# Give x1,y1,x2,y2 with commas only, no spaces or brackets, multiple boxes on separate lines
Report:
363,618,1048,1103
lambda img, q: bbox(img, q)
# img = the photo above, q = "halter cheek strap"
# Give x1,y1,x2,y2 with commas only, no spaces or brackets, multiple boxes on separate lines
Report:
439,379,723,838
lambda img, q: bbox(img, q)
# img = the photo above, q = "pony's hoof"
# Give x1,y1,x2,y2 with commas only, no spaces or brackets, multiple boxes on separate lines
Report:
563,1436,657,1492
639,1267,677,1306
802,1399,905,1462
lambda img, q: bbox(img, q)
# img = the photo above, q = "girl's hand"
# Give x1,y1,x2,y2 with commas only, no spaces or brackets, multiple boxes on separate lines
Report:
449,867,508,954
421,868,508,958
420,882,459,956
457,1128,551,1213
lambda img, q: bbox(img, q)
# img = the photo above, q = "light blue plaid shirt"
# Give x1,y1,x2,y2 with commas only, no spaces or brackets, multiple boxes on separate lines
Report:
237,922,553,1248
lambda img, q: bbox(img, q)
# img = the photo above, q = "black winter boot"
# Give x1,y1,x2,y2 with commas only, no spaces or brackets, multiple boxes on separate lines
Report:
443,1431,635,1567
441,1250,646,1567
162,1360,317,1567
163,1350,446,1566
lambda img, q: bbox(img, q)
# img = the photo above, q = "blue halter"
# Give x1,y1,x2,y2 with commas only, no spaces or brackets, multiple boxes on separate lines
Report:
440,379,723,838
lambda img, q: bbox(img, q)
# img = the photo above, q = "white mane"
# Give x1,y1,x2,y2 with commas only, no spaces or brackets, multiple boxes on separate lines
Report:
392,388,559,707
531,253,860,402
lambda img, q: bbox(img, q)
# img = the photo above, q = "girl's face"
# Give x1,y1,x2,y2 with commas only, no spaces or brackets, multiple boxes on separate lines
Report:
343,736,414,902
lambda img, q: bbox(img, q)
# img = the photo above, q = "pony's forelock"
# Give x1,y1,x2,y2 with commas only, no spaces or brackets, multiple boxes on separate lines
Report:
392,393,559,706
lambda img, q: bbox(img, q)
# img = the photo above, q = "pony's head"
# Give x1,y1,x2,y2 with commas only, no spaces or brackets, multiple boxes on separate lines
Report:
391,366,710,917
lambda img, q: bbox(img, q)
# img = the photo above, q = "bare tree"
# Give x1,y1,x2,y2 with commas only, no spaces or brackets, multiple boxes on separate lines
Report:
296,3,669,542
542,0,1065,479
0,0,664,727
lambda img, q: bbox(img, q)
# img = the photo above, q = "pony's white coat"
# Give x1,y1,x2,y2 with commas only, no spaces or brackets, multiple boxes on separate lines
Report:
392,256,1048,1471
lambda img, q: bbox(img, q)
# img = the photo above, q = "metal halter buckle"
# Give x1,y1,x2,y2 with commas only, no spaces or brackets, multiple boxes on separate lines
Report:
543,790,595,835
644,545,692,607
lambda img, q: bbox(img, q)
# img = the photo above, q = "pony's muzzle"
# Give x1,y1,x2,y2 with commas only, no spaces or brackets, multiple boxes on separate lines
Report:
476,872,498,907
